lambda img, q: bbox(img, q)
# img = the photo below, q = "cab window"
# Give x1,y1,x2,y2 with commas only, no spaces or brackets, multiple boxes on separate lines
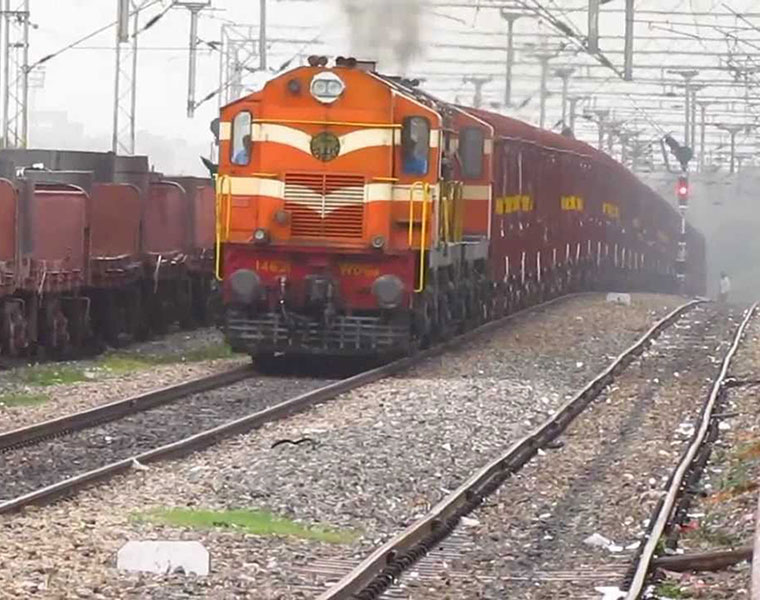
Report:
460,127,484,179
231,111,252,165
401,116,430,176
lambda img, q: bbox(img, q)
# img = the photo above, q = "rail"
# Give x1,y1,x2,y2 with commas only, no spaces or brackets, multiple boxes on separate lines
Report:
0,293,591,514
753,492,760,600
319,299,702,600
624,302,759,599
0,365,255,453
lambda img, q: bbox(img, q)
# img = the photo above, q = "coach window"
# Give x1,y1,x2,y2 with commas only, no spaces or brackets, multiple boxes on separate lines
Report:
231,111,252,165
401,116,430,176
460,127,484,179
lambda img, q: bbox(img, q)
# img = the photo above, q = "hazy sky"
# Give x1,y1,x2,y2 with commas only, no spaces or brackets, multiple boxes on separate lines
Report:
26,0,760,174
29,0,342,173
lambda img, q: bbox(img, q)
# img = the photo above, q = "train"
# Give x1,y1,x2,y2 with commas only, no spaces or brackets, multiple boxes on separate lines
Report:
213,56,706,360
0,150,217,359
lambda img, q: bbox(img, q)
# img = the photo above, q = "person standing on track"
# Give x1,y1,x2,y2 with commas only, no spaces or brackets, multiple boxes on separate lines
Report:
718,272,731,305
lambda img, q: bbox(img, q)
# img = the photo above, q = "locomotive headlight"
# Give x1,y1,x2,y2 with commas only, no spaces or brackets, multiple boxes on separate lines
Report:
371,234,386,249
310,72,345,104
253,228,270,244
371,275,404,309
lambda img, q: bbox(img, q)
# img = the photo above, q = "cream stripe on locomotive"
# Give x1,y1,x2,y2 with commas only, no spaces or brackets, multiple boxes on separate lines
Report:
227,176,285,197
219,121,232,141
245,123,440,157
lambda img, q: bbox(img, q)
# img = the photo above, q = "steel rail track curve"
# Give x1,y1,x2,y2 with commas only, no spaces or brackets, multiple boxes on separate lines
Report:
318,298,703,600
623,301,759,599
0,364,256,453
0,292,590,515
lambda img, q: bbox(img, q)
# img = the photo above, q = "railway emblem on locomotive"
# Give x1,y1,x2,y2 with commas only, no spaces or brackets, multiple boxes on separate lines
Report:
310,132,341,162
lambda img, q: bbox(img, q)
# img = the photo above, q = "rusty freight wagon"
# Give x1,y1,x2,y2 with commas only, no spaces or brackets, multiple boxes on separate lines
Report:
0,150,217,358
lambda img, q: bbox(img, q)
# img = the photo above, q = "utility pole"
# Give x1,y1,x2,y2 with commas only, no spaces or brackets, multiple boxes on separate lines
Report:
607,119,622,155
259,0,267,71
499,10,522,107
689,84,705,154
554,67,574,127
2,0,30,148
668,69,698,148
696,99,713,172
593,108,609,151
176,1,211,119
464,76,492,109
715,123,745,174
112,0,143,155
567,95,586,134
588,0,600,53
534,52,553,129
623,0,634,80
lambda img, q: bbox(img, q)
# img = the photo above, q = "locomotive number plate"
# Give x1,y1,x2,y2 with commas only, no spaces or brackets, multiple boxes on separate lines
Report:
310,132,341,162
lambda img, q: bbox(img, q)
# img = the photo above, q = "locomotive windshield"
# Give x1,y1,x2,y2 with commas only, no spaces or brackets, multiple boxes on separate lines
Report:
460,127,484,179
401,116,430,175
231,111,252,165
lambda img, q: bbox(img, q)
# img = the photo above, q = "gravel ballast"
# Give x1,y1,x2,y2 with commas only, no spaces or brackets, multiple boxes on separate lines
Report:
0,328,247,433
0,375,334,503
651,308,760,599
393,304,741,599
0,293,684,599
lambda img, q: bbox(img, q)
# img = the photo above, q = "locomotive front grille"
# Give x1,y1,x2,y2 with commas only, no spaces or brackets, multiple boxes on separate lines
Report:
284,173,365,239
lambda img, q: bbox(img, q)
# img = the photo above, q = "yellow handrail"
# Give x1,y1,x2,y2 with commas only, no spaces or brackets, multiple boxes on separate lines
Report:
417,182,430,293
442,186,451,243
408,181,431,293
215,174,232,281
408,181,424,247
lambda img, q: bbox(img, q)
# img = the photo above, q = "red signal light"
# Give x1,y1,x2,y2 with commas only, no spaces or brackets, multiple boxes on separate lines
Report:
676,176,689,206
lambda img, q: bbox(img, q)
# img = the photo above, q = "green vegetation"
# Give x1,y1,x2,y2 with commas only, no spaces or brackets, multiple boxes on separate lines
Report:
137,507,358,544
12,364,92,387
3,342,235,389
0,392,49,407
655,580,685,598
102,342,234,373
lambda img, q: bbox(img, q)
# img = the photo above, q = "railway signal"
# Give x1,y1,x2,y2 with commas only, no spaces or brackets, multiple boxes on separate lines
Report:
676,176,689,207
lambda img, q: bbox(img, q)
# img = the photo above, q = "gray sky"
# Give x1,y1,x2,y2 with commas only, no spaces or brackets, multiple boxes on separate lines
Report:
29,1,342,173
27,0,760,174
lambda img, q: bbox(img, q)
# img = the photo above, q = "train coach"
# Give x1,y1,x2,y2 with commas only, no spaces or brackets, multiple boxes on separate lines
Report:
0,150,216,358
211,57,705,359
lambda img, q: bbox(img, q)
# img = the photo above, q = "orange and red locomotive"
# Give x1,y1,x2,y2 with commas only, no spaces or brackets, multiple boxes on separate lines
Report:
215,56,705,359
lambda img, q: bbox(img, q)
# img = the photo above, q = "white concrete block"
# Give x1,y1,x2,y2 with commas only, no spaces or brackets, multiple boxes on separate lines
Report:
117,541,209,576
606,293,631,306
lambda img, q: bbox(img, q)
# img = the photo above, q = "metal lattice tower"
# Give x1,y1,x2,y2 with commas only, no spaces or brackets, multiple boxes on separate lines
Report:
219,24,261,107
2,0,30,149
112,0,141,155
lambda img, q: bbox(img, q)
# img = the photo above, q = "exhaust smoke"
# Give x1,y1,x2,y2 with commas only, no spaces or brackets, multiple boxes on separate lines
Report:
339,0,424,72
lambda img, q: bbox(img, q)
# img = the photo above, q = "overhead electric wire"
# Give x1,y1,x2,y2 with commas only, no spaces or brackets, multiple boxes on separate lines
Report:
29,0,166,70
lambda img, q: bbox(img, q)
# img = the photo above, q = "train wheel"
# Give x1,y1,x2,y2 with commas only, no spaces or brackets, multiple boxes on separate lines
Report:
101,292,122,348
39,299,70,359
61,297,91,355
413,291,434,347
128,286,150,342
1,301,28,357
178,279,195,330
147,284,170,336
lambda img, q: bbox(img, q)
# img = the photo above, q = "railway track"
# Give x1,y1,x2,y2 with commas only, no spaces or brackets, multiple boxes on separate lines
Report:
622,302,759,599
0,293,588,515
317,299,734,600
